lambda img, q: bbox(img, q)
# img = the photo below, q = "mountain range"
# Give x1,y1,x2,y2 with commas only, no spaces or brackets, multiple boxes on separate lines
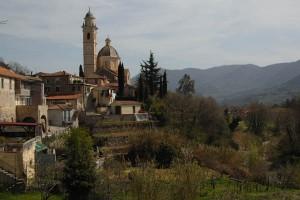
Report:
165,60,300,105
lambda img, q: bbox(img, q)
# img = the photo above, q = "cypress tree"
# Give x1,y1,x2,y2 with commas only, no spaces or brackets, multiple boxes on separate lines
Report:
162,70,167,97
118,62,125,97
137,74,144,102
159,76,163,98
140,51,161,96
63,128,96,200
79,64,84,77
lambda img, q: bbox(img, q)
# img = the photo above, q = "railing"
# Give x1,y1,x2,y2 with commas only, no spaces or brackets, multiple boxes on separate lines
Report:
15,88,30,96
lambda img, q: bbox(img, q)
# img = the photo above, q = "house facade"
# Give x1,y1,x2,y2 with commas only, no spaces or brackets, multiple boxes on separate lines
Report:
110,100,142,115
15,76,48,132
0,66,21,122
48,104,79,127
37,71,94,111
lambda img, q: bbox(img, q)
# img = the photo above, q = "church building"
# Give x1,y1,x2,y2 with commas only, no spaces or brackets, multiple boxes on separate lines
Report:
82,9,140,115
82,9,130,86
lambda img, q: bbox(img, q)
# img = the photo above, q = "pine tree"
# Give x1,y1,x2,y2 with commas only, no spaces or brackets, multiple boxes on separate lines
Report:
162,70,168,97
63,128,96,200
79,64,84,77
118,62,125,97
140,51,161,96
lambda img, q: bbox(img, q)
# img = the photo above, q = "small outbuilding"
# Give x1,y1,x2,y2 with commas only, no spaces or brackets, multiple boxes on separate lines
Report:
48,104,79,128
110,100,142,115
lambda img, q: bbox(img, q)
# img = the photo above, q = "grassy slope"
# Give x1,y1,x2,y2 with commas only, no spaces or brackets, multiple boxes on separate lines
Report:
1,179,299,200
0,192,63,200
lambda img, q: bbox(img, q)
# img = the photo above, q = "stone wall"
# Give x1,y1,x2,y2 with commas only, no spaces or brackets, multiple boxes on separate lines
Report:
22,137,41,185
0,152,23,178
16,105,47,123
16,106,38,122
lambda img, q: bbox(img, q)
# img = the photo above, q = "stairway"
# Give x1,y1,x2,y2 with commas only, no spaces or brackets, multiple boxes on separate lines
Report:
0,167,25,192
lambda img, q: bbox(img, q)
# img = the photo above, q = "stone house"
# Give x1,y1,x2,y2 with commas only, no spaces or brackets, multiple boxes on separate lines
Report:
110,100,142,115
0,122,54,189
92,85,117,113
37,71,94,111
0,66,48,132
0,66,22,122
15,75,48,133
46,94,84,110
48,104,79,128
37,71,84,96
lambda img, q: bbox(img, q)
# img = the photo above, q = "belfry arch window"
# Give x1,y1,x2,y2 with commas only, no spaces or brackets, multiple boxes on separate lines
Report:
87,33,91,40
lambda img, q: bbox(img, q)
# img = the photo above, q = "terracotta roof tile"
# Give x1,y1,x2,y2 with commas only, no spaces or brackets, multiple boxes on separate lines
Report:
36,71,77,77
0,66,25,80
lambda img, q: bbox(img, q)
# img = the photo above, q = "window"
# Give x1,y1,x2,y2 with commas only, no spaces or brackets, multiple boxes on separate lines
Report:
25,97,32,106
9,79,12,89
87,33,90,40
77,86,81,91
63,110,71,122
72,86,75,92
133,106,136,113
116,106,121,115
56,87,60,92
68,111,70,121
1,78,4,89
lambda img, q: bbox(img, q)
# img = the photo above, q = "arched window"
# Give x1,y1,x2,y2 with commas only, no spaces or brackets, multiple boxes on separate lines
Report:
87,33,91,40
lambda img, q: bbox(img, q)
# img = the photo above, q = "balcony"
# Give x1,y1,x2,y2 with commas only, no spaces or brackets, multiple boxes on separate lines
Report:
15,88,30,96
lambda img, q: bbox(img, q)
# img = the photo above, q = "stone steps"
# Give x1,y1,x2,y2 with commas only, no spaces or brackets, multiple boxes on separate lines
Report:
0,167,25,192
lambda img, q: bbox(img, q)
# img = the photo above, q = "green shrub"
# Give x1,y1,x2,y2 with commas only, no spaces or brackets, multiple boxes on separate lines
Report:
127,131,183,167
155,143,177,168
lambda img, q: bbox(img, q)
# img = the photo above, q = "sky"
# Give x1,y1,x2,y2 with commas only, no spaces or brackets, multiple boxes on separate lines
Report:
1,0,300,75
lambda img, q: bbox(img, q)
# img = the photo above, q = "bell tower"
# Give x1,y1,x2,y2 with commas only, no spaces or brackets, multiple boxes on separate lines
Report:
82,8,97,78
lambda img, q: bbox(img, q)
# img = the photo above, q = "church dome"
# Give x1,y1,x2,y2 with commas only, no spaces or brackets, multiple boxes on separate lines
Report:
97,37,119,58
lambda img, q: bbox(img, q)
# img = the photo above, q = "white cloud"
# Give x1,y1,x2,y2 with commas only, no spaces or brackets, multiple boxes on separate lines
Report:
1,0,300,74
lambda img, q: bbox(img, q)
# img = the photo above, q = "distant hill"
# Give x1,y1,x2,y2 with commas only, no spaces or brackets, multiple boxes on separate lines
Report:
166,60,300,105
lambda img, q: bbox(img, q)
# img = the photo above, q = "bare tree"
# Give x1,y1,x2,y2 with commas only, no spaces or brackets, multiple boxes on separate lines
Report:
35,161,61,200
176,74,195,96
7,61,31,75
